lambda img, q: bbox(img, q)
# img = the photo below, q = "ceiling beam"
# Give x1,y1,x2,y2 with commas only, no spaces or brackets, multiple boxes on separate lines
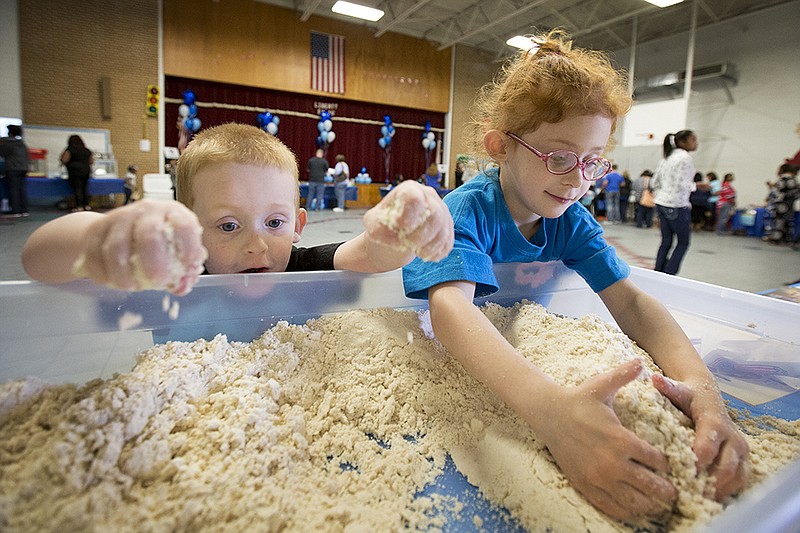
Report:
436,0,551,50
375,0,434,37
299,0,323,22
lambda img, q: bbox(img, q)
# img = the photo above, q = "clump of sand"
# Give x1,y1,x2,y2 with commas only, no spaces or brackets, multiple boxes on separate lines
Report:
0,302,797,532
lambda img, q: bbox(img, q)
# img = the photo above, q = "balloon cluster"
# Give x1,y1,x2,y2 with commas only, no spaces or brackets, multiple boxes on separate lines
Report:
178,90,201,133
421,120,436,151
257,112,280,136
354,166,372,184
316,110,336,147
378,115,395,149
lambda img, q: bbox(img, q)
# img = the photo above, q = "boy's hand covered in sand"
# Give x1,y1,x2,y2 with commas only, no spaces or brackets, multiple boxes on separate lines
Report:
68,200,207,295
364,180,454,262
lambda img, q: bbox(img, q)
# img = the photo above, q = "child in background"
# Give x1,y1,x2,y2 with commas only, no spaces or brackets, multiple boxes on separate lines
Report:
23,123,454,295
715,173,737,235
123,165,138,205
402,30,748,524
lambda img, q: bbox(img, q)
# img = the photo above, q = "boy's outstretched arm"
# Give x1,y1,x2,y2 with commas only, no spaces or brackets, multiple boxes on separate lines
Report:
334,180,454,272
599,278,750,501
22,199,207,295
427,281,678,523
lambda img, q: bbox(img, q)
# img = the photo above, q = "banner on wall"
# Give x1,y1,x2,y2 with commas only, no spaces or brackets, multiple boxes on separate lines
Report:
310,32,346,94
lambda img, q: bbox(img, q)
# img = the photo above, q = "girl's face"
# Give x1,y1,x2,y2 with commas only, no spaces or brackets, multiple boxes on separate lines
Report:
499,114,613,228
680,133,698,152
191,162,306,274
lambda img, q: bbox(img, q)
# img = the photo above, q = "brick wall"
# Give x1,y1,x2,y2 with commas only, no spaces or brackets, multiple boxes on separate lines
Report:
19,0,159,181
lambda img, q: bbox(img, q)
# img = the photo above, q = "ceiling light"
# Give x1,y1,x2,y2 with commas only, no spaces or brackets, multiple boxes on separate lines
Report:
331,1,384,22
506,35,537,51
643,0,684,7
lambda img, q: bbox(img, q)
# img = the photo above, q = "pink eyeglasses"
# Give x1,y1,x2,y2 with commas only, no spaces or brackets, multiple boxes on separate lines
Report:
505,132,612,181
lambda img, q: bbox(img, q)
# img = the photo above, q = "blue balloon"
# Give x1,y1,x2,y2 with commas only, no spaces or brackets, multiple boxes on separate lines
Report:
263,112,273,123
384,134,392,145
381,125,388,136
424,120,431,132
256,113,265,126
272,116,280,125
183,117,194,130
384,115,391,125
378,138,386,149
188,104,198,117
320,131,328,142
361,167,367,174
182,90,196,105
318,121,325,132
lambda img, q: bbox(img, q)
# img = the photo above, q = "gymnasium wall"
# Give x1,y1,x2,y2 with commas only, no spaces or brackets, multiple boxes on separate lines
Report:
18,0,160,176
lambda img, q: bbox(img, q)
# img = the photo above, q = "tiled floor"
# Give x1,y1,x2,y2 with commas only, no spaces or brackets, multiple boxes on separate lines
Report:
2,204,799,294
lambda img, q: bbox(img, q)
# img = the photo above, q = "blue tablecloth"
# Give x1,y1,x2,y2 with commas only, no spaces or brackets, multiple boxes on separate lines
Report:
379,186,452,198
732,207,800,239
24,177,125,198
299,183,357,206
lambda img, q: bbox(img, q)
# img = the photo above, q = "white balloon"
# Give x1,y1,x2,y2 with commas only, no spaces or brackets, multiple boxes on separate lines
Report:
327,131,336,142
272,116,280,125
427,132,435,141
324,119,333,131
422,138,431,149
320,131,328,142
178,104,190,117
429,140,436,150
192,118,201,131
266,122,278,135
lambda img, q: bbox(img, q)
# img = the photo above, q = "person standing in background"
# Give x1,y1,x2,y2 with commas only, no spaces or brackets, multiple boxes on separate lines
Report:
618,170,631,223
632,169,655,228
422,163,441,189
689,172,711,231
705,172,720,231
306,148,328,211
124,165,138,205
715,173,737,235
61,135,94,212
332,153,350,213
599,163,624,223
764,164,799,245
651,130,698,275
0,125,30,218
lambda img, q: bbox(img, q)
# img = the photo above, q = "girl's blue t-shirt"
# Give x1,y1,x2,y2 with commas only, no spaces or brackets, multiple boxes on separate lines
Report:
402,168,630,299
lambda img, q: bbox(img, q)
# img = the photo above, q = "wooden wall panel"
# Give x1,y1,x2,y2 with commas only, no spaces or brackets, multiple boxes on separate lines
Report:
164,0,451,112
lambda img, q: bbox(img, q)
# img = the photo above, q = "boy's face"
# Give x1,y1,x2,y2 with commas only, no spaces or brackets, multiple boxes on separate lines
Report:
191,162,306,274
499,114,613,224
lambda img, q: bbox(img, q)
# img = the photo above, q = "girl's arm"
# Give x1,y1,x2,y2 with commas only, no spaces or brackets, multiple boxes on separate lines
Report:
599,278,750,500
428,281,677,523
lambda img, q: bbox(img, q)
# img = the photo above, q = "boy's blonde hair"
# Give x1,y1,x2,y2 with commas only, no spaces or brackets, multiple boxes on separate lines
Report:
469,29,631,156
176,122,300,209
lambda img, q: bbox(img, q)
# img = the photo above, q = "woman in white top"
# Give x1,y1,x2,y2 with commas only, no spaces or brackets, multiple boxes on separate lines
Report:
332,153,350,213
650,130,697,275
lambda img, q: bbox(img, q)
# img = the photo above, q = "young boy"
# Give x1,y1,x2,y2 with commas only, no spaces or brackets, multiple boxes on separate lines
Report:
402,32,749,524
23,123,454,295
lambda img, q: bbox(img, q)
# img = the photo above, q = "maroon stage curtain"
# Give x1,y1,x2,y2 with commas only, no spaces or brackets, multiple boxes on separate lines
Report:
165,76,445,184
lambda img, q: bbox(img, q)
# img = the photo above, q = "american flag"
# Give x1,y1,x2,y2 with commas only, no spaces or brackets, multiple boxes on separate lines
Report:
311,32,345,94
